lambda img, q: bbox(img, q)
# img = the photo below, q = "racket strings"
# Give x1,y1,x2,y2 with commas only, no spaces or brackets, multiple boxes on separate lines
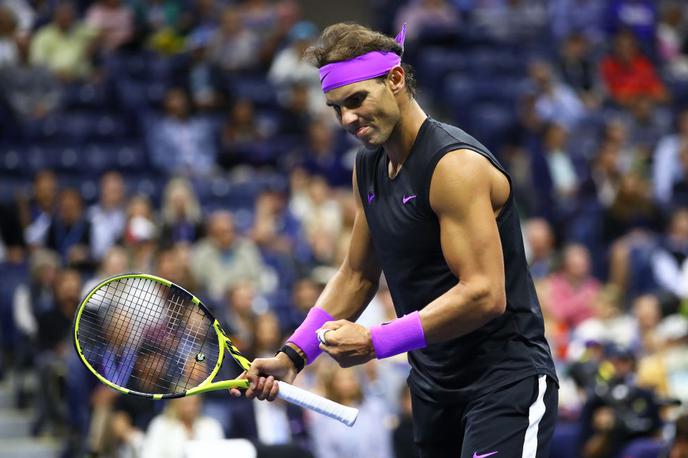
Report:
77,277,220,395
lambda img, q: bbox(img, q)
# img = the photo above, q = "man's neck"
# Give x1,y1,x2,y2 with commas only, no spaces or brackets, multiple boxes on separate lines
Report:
383,99,427,168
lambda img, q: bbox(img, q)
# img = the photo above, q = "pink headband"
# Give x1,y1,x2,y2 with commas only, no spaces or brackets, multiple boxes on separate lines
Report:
319,23,407,93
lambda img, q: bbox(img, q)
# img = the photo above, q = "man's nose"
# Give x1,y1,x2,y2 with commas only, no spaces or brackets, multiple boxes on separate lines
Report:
340,108,358,128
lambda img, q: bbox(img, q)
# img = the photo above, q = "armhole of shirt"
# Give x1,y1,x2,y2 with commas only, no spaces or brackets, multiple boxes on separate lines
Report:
354,150,367,206
421,145,514,223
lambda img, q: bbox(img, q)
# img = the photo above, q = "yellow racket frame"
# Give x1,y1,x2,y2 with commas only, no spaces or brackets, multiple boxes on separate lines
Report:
73,273,251,400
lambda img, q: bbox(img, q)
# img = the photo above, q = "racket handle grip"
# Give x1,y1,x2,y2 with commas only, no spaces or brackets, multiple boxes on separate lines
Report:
276,381,359,426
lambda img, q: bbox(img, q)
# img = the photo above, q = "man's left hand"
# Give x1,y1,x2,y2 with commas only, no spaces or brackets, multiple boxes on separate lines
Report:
318,320,376,368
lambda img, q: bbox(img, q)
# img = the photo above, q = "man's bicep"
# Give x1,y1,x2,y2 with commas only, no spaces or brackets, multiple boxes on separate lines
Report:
430,152,505,297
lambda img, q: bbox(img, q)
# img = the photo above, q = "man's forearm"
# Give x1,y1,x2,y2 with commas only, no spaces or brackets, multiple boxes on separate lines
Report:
313,266,379,322
420,280,505,344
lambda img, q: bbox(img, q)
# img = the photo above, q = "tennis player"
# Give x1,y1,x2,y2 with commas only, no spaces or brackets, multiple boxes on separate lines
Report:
233,23,559,458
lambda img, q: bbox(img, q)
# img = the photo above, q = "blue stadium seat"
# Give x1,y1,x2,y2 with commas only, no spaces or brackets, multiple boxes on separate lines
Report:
0,176,30,203
123,174,166,205
115,80,168,113
83,144,116,173
225,75,278,109
414,48,468,97
466,48,527,77
62,82,109,111
467,102,517,151
549,422,580,458
621,438,668,458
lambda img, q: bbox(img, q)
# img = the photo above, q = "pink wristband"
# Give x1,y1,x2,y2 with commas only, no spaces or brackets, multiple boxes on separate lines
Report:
287,307,334,364
370,311,426,359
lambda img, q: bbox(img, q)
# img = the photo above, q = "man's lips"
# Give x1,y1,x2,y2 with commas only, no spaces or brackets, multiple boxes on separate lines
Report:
354,126,370,138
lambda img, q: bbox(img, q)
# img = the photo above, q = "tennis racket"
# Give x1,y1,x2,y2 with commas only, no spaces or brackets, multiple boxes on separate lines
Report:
73,273,358,426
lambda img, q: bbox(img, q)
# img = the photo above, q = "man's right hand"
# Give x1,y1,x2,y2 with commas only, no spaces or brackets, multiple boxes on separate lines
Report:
229,351,300,401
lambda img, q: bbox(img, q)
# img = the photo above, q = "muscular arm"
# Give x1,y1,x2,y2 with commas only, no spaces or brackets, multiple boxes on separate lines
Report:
420,149,509,343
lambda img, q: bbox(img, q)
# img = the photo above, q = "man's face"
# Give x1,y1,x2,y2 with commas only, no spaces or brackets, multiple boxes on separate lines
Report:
325,76,401,148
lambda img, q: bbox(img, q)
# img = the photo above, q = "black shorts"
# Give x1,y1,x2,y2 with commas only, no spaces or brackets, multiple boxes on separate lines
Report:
411,375,558,458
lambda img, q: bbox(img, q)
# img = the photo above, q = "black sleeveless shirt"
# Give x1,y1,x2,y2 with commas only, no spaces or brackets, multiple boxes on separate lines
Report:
355,117,557,403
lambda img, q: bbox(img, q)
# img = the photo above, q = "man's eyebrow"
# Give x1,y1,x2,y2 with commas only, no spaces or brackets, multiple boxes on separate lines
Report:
326,91,368,107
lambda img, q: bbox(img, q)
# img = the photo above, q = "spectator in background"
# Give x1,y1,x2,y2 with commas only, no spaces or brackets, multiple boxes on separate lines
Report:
311,365,393,458
159,177,204,249
249,310,281,359
142,396,224,458
46,188,91,268
540,244,601,330
2,0,35,37
238,0,277,38
557,33,600,110
670,144,688,208
208,6,260,73
631,294,662,355
12,249,60,406
155,246,195,292
0,5,18,67
651,207,688,302
524,217,557,280
122,195,157,272
190,211,265,302
654,109,688,207
187,0,222,35
472,0,548,44
393,0,460,44
579,345,662,458
131,0,189,54
528,59,586,131
0,34,62,120
531,123,579,222
30,1,97,81
581,140,623,208
219,281,258,353
88,171,126,261
131,0,186,35
34,268,82,436
600,29,668,108
602,171,661,243
575,285,636,351
268,21,326,117
290,175,343,268
227,311,309,450
85,0,134,54
277,82,313,137
81,245,129,294
17,169,57,248
251,187,302,257
185,28,225,111
291,118,352,188
669,414,688,458
625,97,670,158
147,88,217,177
657,2,688,82
637,314,688,403
549,0,606,44
13,249,61,346
219,98,269,169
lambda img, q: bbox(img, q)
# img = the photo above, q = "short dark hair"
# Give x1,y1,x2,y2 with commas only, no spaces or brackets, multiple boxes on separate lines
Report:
304,22,417,98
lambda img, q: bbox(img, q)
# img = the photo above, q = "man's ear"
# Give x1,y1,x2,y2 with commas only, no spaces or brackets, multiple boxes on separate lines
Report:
386,66,405,95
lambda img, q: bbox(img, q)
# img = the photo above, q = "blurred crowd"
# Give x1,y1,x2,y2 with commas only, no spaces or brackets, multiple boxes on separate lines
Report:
0,0,688,457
